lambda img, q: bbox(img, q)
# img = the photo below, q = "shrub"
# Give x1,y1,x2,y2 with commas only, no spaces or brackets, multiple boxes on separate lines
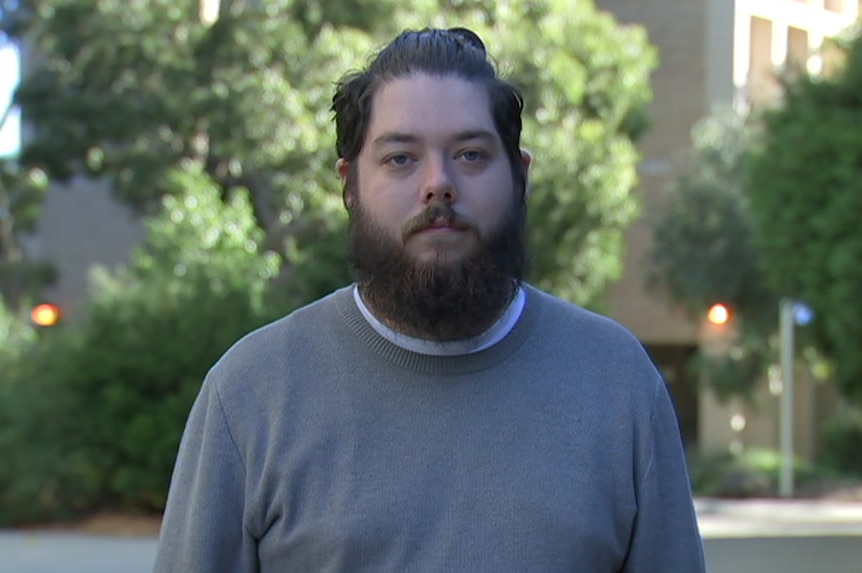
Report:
0,329,106,524
0,167,290,525
819,409,862,476
0,296,37,364
687,448,837,498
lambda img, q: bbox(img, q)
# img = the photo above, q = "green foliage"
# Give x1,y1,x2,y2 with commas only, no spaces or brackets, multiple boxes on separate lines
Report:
7,0,656,306
0,161,47,233
650,108,774,326
0,329,101,524
0,167,286,524
687,448,840,498
0,295,36,364
746,26,862,405
688,333,772,401
819,409,862,476
0,159,54,309
9,0,366,298
71,166,283,509
650,107,777,398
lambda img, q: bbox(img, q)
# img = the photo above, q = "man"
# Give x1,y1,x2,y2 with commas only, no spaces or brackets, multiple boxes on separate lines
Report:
154,27,706,572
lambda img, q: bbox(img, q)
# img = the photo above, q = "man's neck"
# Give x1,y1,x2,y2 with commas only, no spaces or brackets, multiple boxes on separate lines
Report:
353,284,525,355
357,279,517,341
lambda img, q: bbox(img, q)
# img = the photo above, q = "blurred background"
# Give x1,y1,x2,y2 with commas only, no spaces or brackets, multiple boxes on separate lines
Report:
0,0,861,533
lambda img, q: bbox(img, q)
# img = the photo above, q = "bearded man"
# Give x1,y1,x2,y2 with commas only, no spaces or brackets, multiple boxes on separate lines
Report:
154,27,706,573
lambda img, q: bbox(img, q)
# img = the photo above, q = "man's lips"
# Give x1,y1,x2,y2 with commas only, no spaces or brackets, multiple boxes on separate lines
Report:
426,219,459,230
419,219,466,233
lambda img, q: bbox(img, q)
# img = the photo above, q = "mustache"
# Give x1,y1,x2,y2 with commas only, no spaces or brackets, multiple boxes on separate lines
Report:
401,202,478,241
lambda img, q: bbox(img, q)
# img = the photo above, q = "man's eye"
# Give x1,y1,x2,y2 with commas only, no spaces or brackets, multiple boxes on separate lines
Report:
459,149,485,162
385,154,412,166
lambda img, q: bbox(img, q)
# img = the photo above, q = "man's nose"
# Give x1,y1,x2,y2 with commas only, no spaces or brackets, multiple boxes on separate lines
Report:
420,157,458,204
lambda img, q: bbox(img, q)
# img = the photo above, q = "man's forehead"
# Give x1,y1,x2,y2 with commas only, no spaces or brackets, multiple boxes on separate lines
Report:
364,74,498,145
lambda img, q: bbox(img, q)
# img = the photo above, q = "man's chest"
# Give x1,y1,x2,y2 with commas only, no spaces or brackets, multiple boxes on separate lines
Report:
249,398,636,573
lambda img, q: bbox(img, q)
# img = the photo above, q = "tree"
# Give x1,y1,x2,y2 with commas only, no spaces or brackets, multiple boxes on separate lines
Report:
746,26,862,405
4,0,656,307
0,11,57,312
0,292,37,365
0,105,54,312
649,107,777,399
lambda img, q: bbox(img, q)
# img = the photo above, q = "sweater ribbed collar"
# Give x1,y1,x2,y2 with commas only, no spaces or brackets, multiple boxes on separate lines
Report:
334,284,542,376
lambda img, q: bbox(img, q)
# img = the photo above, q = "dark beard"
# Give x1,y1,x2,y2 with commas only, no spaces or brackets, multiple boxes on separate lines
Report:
348,199,527,341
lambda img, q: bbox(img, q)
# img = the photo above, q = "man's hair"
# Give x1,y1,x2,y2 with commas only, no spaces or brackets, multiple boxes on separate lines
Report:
332,27,527,195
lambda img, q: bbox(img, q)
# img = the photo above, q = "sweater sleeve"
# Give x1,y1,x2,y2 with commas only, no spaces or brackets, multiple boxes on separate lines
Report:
153,377,258,573
622,378,706,573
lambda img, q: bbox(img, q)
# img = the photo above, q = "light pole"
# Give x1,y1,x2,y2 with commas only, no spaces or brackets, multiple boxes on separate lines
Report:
778,298,795,497
778,298,814,498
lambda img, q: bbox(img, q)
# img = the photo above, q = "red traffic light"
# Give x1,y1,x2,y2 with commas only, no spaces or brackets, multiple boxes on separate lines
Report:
31,303,62,327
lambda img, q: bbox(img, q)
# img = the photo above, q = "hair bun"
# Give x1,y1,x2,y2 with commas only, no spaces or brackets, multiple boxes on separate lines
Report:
446,27,486,56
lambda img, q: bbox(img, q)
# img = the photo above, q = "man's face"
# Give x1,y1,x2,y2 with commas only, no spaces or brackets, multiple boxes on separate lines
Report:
337,73,531,340
341,73,525,265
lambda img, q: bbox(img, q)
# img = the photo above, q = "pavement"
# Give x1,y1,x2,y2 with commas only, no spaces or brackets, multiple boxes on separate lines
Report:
0,531,157,573
1,498,861,573
695,497,862,538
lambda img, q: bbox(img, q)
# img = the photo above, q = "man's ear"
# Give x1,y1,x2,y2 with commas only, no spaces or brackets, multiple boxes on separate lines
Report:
520,149,533,200
336,158,355,209
336,157,350,179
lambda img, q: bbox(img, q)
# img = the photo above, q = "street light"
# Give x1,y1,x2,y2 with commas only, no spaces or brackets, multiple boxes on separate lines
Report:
701,303,735,358
30,303,62,327
707,303,731,326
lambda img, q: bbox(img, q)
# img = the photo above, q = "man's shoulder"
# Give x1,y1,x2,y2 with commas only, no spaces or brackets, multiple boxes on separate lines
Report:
206,286,350,384
525,284,641,343
245,286,345,341
524,284,662,398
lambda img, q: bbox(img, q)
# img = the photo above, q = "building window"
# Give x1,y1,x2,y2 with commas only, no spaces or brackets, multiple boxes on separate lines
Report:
788,27,810,71
748,17,778,104
824,0,844,14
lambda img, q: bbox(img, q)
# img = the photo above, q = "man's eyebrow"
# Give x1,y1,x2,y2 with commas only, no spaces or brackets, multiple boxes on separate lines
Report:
370,129,498,148
370,132,419,148
452,129,497,143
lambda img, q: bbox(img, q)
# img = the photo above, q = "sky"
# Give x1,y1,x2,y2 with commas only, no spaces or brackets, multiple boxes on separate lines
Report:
0,43,21,157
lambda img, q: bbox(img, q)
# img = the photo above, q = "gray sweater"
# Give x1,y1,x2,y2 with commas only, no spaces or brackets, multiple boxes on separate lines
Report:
154,285,705,572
